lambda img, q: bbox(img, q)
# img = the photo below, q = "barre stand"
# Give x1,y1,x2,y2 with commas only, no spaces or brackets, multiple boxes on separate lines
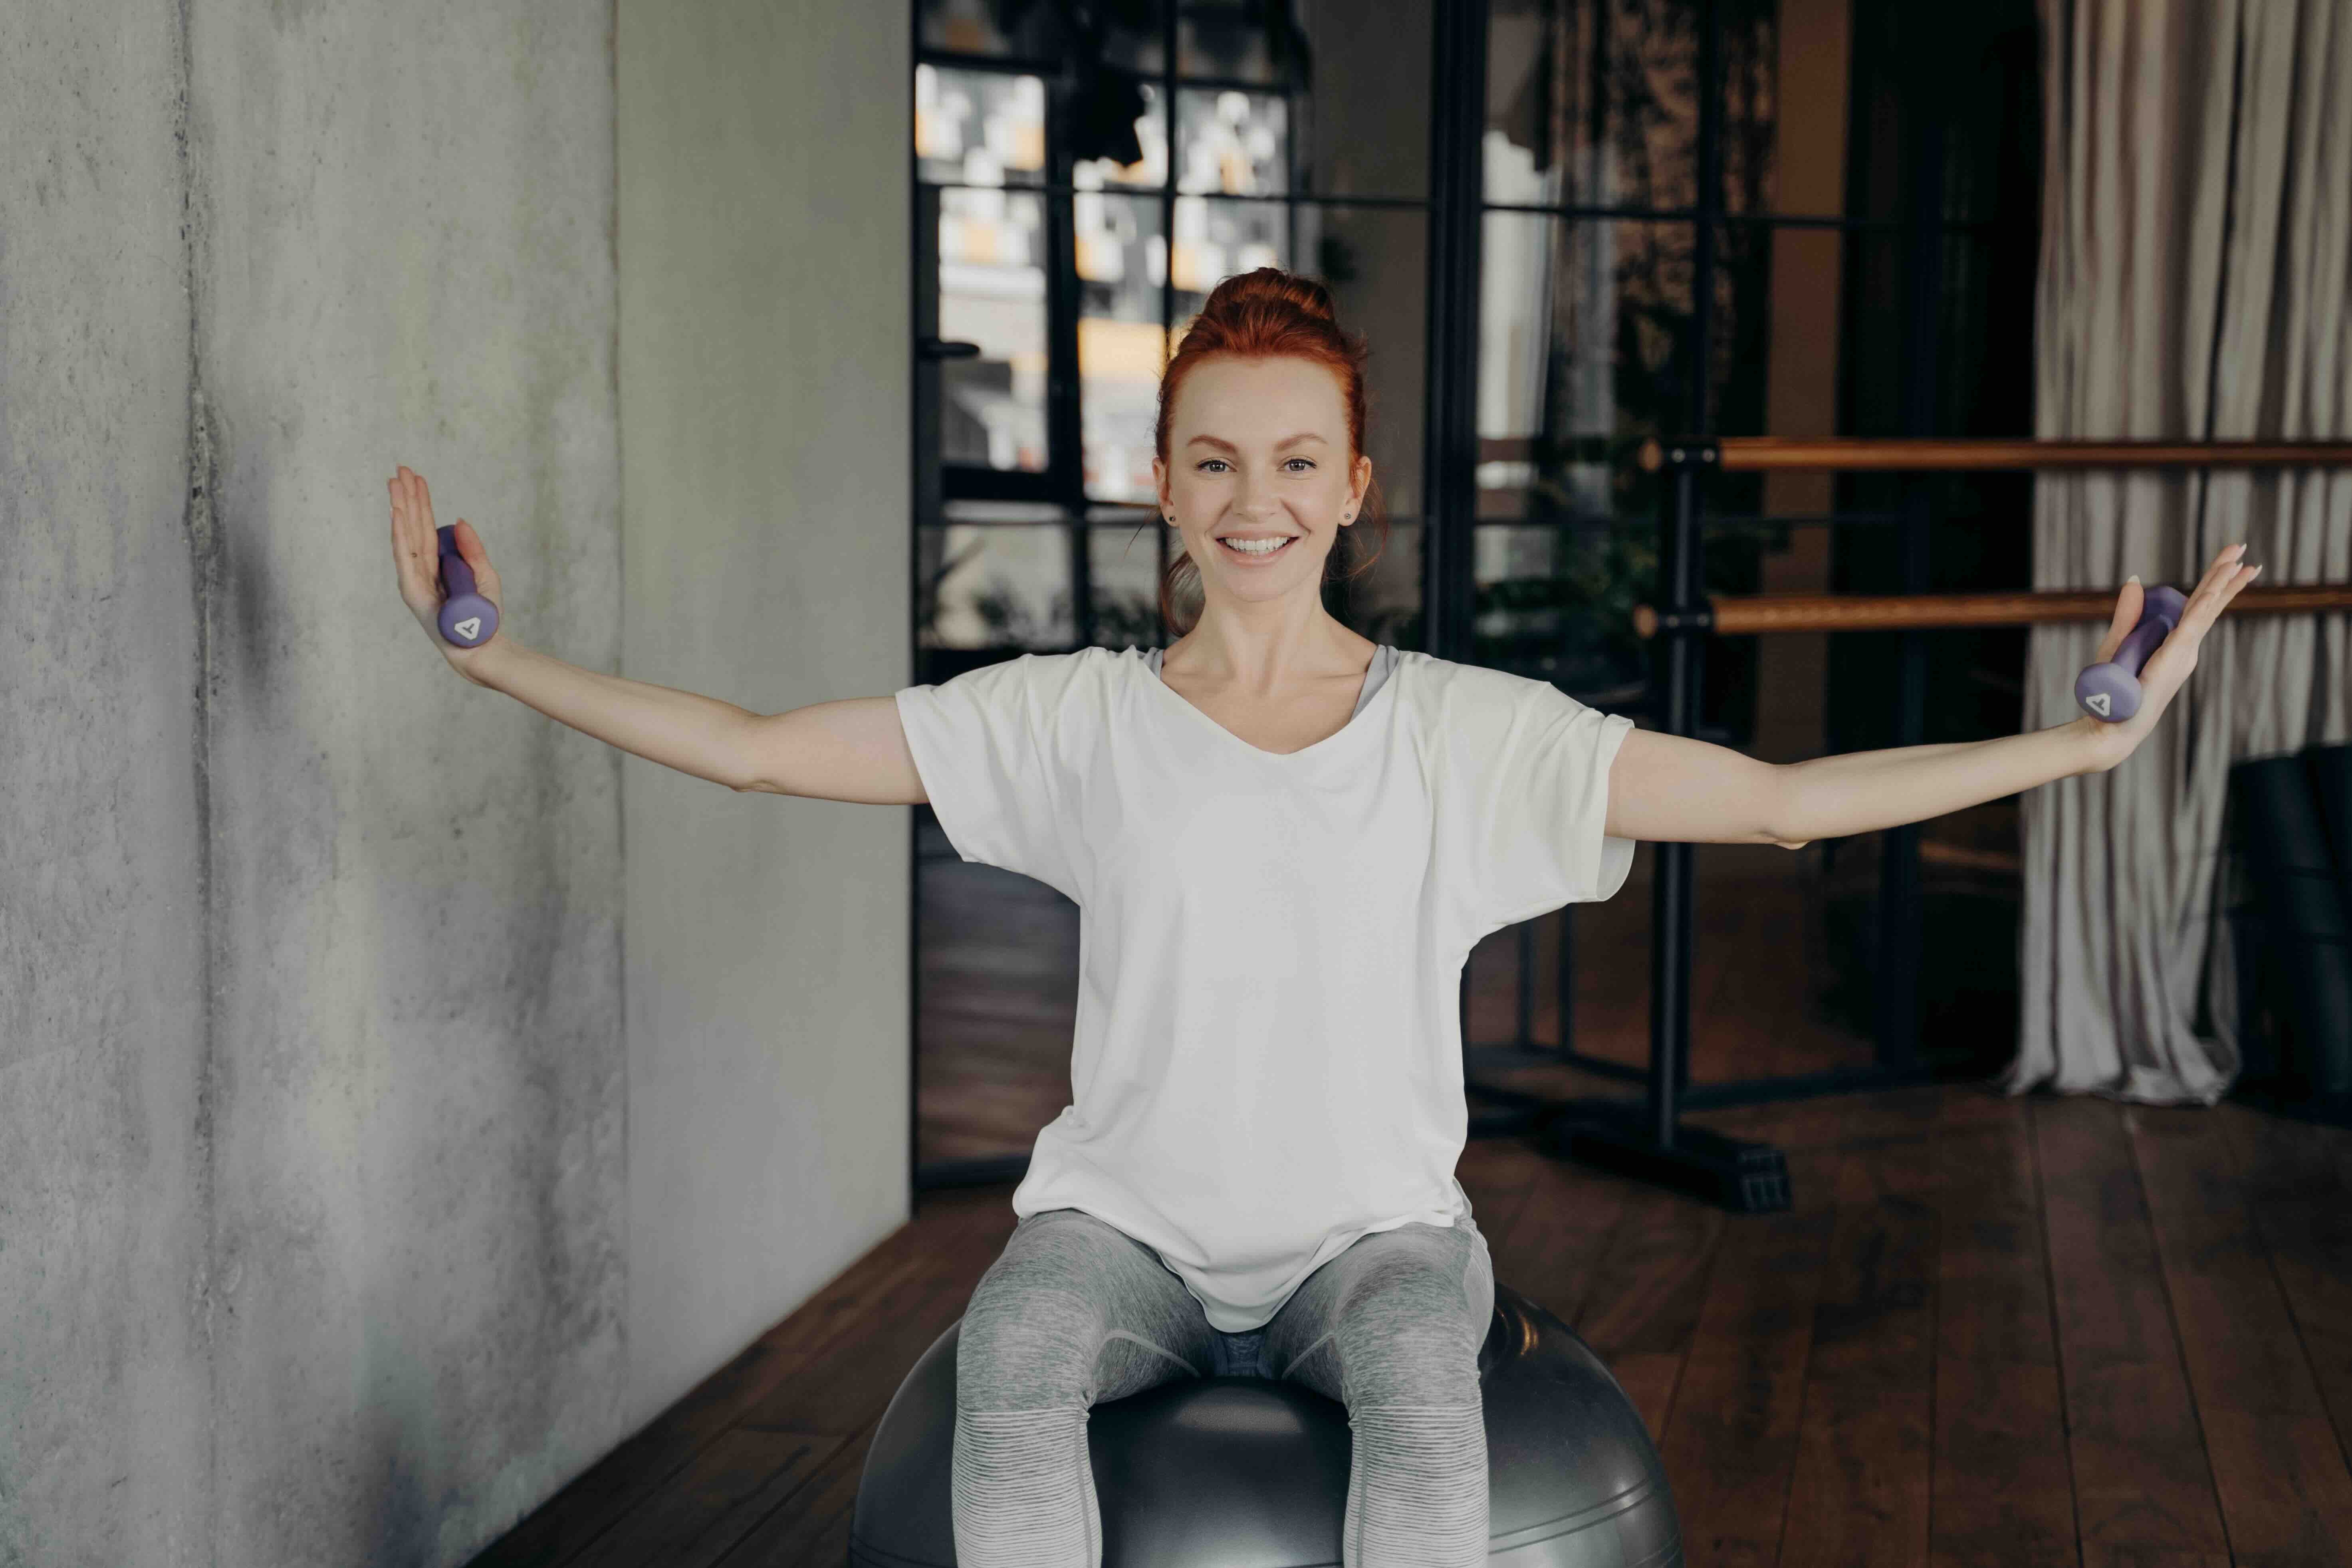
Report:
1539,437,1796,1212
1540,434,2352,1216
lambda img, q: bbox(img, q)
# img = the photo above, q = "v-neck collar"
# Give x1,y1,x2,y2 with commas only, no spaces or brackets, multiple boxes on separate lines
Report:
1128,645,1399,763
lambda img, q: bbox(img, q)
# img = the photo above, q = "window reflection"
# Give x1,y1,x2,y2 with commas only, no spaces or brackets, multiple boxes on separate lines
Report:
920,512,1074,650
1170,196,1286,307
1175,88,1289,196
939,187,1048,472
922,0,1166,74
1077,188,1167,504
916,65,1046,187
1087,520,1169,648
1177,5,1305,84
1481,0,1776,215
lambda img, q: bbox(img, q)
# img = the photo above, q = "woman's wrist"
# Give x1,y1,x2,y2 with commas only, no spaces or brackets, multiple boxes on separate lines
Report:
452,632,520,689
2063,713,2130,775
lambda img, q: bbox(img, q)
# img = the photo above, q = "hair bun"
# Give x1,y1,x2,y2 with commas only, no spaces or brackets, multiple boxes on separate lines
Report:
1199,266,1337,325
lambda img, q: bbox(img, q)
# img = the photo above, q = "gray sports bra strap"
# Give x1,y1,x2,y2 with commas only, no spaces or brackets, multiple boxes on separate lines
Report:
1145,644,1396,720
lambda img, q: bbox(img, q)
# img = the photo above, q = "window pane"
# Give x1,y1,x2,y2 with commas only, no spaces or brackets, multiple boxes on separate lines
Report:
938,188,1049,473
1176,87,1289,196
916,65,1046,188
1176,3,1300,83
1169,195,1288,307
1481,0,1774,216
922,0,1166,72
1290,0,1432,198
1078,192,1168,505
1477,214,1766,492
1086,521,1168,649
1471,524,1650,696
919,515,1073,650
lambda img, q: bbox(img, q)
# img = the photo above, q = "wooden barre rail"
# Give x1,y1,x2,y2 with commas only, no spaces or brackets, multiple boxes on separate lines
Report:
1633,583,2352,638
1636,435,2352,472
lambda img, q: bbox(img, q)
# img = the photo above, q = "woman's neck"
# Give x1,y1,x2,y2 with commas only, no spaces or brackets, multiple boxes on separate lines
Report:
1162,610,1377,687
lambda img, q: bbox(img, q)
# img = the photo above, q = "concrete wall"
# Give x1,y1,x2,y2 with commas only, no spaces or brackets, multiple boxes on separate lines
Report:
0,0,908,1562
616,0,910,1430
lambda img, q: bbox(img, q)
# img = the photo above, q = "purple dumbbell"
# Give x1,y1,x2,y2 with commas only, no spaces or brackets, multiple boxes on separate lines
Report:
434,523,499,648
2075,583,2187,722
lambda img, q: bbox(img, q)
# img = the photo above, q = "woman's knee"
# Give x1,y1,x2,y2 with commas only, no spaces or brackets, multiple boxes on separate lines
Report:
1335,1311,1483,1408
956,1211,1141,1411
1323,1251,1487,1407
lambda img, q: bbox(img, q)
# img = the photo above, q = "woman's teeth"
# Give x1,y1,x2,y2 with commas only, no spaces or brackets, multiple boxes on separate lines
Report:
1220,536,1293,557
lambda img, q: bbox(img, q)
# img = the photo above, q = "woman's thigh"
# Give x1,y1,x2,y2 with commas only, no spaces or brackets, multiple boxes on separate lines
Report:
1260,1215,1495,1409
956,1207,1221,1412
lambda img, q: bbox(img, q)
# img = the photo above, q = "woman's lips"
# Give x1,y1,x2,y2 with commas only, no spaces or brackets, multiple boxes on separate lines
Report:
1217,535,1296,564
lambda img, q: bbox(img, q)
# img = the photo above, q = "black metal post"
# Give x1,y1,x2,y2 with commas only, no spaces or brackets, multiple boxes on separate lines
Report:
1876,80,1948,1076
1427,0,1504,1126
1649,466,1704,1147
1421,0,1485,660
1041,79,1091,647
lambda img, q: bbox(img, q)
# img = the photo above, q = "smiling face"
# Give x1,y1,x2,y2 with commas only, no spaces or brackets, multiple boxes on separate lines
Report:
1152,355,1373,608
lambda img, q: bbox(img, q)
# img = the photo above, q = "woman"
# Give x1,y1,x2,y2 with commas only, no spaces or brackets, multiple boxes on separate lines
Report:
387,268,2258,1568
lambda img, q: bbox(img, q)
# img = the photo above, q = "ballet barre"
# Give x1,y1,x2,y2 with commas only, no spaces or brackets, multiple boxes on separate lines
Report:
1634,582,2352,637
1637,435,2352,472
1542,432,2352,1217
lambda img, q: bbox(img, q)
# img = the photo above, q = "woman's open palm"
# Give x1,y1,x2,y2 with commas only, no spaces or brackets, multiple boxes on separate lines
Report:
388,465,504,681
2083,541,2260,766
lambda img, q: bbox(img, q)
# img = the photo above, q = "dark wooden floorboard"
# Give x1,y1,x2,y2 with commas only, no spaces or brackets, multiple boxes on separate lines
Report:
1927,1117,2076,1568
1651,1144,1842,1568
1470,1138,1637,1330
1776,1145,1938,1568
1569,1180,1729,1441
2036,1096,2233,1568
565,1427,850,1568
709,1426,875,1568
2130,1106,2352,1567
2216,1105,2352,1490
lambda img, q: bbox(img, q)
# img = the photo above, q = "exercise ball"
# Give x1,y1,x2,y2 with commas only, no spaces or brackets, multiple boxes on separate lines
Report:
847,1281,1682,1567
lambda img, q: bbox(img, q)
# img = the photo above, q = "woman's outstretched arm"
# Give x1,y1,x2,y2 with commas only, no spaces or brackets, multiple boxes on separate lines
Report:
1603,541,2262,848
389,465,926,804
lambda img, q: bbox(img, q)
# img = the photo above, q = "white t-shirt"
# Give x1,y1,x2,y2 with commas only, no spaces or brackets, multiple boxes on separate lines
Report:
894,644,1637,1330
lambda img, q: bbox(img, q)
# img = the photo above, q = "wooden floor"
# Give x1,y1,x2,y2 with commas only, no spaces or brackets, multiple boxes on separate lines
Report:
465,1082,2352,1568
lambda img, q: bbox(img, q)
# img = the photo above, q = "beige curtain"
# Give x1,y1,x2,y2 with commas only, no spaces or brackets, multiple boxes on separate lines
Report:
2005,0,2352,1102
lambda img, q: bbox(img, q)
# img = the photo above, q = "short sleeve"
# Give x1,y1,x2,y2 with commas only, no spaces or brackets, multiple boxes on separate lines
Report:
894,653,1087,904
1443,672,1637,938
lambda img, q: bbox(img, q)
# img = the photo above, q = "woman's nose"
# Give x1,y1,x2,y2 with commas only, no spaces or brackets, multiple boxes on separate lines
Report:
1232,476,1281,517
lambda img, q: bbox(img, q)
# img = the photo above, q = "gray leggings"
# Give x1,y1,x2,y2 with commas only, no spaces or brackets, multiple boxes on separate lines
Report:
953,1205,1496,1568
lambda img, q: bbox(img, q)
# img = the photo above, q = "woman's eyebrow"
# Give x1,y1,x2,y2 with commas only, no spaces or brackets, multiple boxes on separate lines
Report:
1184,432,1330,451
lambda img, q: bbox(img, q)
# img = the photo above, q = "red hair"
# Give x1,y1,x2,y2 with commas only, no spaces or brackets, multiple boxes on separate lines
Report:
1154,268,1388,634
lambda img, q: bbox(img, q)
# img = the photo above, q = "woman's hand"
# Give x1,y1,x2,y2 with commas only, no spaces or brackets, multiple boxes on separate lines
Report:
388,465,506,685
2075,541,2261,771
